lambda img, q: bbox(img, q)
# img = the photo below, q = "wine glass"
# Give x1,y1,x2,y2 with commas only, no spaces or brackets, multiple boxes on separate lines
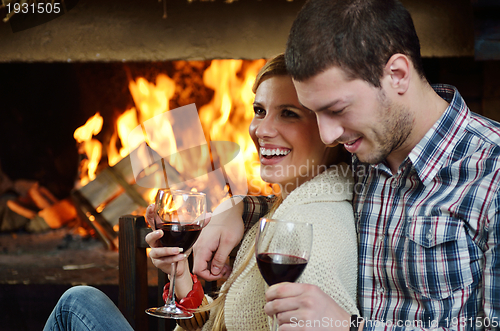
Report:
255,217,313,331
146,189,207,319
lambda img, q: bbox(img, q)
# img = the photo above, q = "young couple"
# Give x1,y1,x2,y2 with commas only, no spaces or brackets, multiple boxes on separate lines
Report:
45,0,500,330
44,53,359,330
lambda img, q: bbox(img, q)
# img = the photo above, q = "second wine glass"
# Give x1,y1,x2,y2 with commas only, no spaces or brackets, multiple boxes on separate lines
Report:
255,217,313,331
146,189,207,319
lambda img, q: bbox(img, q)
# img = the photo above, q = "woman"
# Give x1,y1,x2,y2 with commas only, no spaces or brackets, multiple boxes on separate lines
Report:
147,53,359,331
43,54,358,331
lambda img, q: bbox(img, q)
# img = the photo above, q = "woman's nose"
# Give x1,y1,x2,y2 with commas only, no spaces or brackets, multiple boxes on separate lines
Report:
255,116,278,138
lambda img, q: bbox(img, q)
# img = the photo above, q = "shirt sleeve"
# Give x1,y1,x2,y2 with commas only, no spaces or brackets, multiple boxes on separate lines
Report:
484,194,500,329
237,195,275,234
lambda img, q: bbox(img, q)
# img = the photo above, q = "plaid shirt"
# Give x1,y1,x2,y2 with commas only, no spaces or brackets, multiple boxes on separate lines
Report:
353,85,500,330
242,85,500,330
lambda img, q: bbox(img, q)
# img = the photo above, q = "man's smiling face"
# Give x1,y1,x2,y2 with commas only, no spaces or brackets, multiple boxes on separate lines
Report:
293,66,414,166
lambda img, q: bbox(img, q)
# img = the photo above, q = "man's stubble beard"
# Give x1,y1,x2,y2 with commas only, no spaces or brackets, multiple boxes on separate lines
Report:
356,90,414,166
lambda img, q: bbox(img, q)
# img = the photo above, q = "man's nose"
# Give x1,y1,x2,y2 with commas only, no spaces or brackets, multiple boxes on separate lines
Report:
318,116,344,146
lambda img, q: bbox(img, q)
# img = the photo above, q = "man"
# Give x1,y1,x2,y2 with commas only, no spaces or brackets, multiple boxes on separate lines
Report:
193,0,500,330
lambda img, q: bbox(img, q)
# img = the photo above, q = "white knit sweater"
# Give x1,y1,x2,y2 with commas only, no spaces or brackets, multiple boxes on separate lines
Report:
198,164,359,330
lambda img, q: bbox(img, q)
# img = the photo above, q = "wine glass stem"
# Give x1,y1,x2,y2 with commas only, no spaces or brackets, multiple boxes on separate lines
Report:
272,314,279,331
166,262,178,309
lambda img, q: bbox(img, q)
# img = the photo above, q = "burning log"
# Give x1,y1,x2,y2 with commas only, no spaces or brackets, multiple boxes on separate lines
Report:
29,182,59,210
38,199,77,229
6,199,37,219
4,181,77,232
71,153,183,250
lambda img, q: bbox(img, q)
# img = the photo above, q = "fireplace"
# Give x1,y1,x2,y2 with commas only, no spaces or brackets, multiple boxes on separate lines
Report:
0,0,310,240
1,0,500,239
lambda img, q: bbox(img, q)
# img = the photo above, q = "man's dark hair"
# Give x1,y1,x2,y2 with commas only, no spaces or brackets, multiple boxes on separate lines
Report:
285,0,426,87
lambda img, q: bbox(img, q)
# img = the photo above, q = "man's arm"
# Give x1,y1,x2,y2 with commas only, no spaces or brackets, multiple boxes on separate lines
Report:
192,195,273,280
484,197,500,329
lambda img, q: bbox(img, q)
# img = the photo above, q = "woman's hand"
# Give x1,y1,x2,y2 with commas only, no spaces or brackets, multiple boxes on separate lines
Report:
264,283,354,331
145,204,193,298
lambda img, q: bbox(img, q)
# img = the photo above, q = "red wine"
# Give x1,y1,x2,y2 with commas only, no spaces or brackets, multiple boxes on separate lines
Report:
157,223,202,251
256,253,307,286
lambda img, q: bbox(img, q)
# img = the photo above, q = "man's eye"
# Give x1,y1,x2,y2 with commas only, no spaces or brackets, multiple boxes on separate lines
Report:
282,109,298,117
331,107,346,115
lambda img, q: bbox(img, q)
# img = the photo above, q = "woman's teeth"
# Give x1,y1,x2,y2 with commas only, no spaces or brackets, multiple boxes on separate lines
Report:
260,148,291,157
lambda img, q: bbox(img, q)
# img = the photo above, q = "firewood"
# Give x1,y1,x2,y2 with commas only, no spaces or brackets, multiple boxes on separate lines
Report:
25,215,51,233
6,200,37,219
29,182,54,210
1,200,30,232
13,179,37,196
38,198,77,229
38,185,59,205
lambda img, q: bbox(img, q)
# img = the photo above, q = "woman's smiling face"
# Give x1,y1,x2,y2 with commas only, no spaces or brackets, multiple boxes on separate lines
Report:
249,75,335,195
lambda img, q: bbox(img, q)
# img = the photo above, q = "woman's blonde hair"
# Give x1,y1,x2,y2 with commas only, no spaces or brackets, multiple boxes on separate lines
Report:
251,53,288,94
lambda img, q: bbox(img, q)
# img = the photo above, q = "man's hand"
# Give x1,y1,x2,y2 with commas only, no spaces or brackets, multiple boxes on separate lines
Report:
264,283,352,331
192,196,245,281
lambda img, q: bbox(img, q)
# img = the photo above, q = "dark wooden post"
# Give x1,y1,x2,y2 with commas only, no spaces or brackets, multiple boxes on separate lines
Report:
118,215,150,331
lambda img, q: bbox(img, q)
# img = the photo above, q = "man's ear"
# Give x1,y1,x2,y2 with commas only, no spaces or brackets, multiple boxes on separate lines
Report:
383,54,411,95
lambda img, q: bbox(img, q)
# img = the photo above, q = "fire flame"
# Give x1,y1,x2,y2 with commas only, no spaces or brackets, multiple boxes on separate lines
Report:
73,113,104,186
198,59,268,195
74,59,271,208
108,108,139,167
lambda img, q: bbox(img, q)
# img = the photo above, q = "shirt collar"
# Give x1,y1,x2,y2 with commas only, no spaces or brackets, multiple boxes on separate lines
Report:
408,84,469,185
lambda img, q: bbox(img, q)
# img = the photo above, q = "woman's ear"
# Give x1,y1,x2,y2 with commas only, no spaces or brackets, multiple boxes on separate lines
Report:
383,54,411,95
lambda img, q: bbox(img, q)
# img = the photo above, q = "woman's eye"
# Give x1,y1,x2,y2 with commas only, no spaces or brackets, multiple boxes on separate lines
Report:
253,107,266,117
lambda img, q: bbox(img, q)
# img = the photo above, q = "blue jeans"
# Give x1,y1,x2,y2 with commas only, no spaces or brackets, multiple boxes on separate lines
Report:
43,286,134,331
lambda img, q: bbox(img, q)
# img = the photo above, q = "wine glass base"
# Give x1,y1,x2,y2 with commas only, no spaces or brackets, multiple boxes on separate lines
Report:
145,306,194,319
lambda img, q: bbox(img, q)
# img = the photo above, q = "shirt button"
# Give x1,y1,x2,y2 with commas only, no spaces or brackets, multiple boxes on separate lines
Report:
426,229,433,241
391,181,398,189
